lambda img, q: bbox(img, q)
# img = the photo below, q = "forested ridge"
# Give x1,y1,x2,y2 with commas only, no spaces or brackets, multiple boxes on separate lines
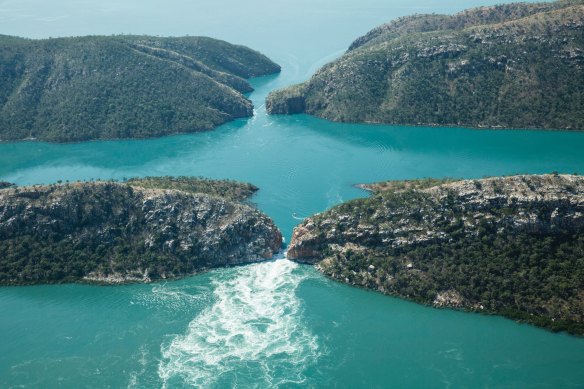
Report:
0,35,280,142
267,0,584,130
289,175,584,335
0,178,282,285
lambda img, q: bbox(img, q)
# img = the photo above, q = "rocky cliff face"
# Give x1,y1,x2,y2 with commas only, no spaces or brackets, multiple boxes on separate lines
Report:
267,0,584,130
0,179,282,285
288,174,584,334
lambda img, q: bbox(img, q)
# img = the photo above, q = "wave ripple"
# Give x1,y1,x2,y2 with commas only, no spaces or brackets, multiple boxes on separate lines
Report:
158,259,320,388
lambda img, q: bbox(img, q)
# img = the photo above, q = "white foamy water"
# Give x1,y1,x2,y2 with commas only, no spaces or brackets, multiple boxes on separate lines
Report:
135,283,213,313
158,258,320,388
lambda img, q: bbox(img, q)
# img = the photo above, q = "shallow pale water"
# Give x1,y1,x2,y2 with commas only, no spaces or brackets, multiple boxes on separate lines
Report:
1,0,584,387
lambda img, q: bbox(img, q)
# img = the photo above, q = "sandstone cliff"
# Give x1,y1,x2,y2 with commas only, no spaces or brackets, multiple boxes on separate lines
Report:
288,174,584,334
0,178,282,285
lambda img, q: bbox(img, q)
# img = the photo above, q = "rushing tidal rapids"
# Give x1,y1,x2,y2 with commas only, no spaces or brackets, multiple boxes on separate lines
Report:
2,257,584,388
2,0,584,387
158,258,320,388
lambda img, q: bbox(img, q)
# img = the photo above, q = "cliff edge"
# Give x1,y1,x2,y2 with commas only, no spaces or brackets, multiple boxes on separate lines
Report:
288,174,584,334
0,177,282,285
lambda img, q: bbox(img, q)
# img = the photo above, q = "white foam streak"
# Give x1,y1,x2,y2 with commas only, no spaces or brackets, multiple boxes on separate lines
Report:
158,259,319,388
135,283,212,313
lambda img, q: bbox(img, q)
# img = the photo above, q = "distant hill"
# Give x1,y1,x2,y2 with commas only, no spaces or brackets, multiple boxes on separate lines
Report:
0,35,280,142
266,0,584,130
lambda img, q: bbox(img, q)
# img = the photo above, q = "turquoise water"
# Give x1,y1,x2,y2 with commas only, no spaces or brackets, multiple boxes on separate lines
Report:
2,75,584,239
2,259,584,388
2,0,584,387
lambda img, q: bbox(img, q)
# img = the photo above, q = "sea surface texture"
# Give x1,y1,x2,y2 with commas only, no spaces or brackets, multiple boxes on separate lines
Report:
1,0,584,387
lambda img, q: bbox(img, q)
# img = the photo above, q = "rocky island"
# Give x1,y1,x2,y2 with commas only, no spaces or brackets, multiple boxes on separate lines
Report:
267,0,584,130
288,174,584,334
0,177,282,285
0,35,280,142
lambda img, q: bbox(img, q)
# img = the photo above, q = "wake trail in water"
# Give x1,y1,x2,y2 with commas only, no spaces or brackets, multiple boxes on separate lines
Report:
292,212,306,221
158,258,320,388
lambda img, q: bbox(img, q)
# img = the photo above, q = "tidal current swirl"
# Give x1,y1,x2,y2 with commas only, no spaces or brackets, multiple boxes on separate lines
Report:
158,258,320,388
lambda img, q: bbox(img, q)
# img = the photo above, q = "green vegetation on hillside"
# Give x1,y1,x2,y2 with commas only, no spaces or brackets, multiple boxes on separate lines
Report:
267,0,584,130
0,178,282,285
358,177,458,193
0,35,280,142
127,176,259,202
289,175,584,334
